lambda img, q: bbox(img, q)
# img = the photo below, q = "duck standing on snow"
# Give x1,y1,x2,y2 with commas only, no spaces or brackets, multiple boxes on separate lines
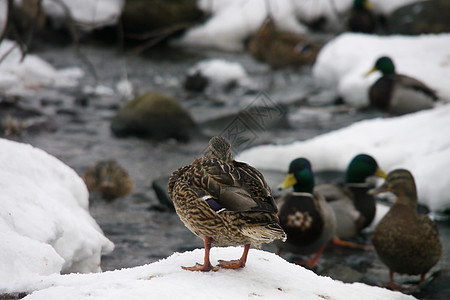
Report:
276,158,337,268
347,0,377,33
365,56,438,115
370,169,442,290
315,154,386,240
168,136,286,272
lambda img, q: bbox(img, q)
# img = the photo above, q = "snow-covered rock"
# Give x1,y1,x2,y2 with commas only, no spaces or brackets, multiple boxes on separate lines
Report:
187,59,253,88
177,0,425,51
0,39,83,96
10,248,414,300
0,138,114,292
42,0,124,29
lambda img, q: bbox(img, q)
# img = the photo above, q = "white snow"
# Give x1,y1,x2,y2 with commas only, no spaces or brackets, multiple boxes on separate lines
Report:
0,138,114,292
8,248,414,300
177,0,308,51
237,103,450,213
42,0,124,29
177,0,424,51
312,33,450,107
188,59,253,88
0,39,84,96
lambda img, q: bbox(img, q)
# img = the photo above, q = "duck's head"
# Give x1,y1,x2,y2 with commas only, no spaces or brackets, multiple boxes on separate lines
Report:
365,56,396,77
353,0,373,10
369,169,417,207
346,154,386,183
279,158,314,193
203,136,233,162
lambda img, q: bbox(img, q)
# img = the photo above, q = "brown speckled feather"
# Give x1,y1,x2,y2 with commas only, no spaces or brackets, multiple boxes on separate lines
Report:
168,136,286,248
372,169,442,276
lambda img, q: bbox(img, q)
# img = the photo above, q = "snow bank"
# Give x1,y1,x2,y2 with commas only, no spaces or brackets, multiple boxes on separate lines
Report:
0,138,114,292
312,33,450,107
16,248,414,300
237,103,450,212
0,39,83,96
177,0,308,51
177,0,424,51
43,0,124,28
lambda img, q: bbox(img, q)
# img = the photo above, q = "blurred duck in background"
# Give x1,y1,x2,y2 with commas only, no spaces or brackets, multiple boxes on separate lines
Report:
365,56,438,116
370,169,442,291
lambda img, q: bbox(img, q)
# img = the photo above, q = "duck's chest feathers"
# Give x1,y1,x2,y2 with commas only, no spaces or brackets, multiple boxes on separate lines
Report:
369,76,394,110
279,192,324,246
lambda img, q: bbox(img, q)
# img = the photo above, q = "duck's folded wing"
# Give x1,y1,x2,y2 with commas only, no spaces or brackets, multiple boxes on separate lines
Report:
396,74,438,100
218,187,258,211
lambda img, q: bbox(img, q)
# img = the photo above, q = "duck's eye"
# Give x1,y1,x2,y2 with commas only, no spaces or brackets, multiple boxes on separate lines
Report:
296,43,311,54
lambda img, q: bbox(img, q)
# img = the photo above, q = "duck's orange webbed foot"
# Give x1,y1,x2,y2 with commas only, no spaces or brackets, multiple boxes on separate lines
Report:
182,263,219,272
218,243,250,269
183,236,219,272
218,259,245,269
333,238,374,250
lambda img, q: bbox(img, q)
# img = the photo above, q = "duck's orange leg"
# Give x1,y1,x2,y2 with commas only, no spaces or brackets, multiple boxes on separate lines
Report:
218,244,250,269
332,237,373,250
295,243,327,268
182,236,219,272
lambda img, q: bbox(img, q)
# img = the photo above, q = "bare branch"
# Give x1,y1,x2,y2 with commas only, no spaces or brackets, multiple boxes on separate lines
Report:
51,0,98,82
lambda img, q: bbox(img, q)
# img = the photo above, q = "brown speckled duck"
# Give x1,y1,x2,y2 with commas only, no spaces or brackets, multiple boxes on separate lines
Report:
248,18,321,69
82,160,134,200
365,56,438,116
315,154,386,240
276,158,337,268
371,169,442,290
168,136,286,272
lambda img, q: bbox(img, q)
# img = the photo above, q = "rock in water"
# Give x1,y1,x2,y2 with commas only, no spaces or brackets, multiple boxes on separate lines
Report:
387,0,450,35
121,0,203,34
110,90,198,142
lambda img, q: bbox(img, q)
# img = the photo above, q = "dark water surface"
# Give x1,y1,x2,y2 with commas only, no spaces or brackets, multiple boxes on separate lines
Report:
14,42,449,299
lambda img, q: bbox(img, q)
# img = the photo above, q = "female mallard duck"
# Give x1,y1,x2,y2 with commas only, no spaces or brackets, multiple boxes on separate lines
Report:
315,154,386,240
365,56,438,115
347,0,377,33
168,136,286,272
248,18,321,69
276,158,337,268
371,169,442,290
82,160,134,200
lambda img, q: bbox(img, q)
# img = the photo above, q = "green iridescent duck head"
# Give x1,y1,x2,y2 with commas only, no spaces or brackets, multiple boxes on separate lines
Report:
279,158,314,193
365,56,396,76
346,154,386,183
353,0,373,10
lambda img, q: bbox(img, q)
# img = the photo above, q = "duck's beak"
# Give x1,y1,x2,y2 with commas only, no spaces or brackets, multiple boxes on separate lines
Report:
278,173,296,190
368,182,388,195
364,66,377,77
374,168,387,178
364,0,373,10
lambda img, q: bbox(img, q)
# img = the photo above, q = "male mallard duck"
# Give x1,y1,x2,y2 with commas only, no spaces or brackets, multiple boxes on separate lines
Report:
371,169,442,290
248,18,321,69
276,158,337,268
315,154,386,240
82,160,134,200
347,0,377,33
365,56,438,115
168,136,286,272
